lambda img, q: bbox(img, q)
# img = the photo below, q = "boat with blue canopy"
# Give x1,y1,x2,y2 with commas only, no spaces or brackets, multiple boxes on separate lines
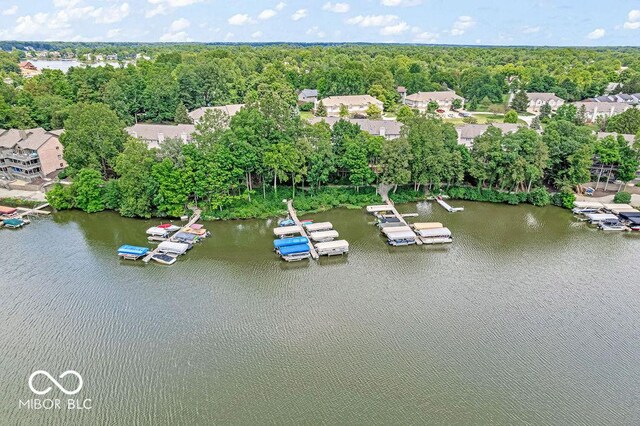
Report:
117,245,150,260
278,243,311,262
273,236,309,249
2,218,26,229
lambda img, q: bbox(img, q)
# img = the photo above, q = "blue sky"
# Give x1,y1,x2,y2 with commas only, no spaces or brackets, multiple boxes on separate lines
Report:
0,0,639,45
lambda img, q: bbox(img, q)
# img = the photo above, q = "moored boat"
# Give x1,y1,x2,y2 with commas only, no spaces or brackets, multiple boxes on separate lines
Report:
598,220,627,231
278,243,311,261
117,245,150,260
417,227,453,244
2,218,26,229
304,222,333,232
157,241,191,255
315,240,349,256
309,230,339,242
152,253,177,265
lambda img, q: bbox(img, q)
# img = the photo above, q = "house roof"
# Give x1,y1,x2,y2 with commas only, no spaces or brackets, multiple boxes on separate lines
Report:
188,104,244,122
299,89,318,98
126,123,196,141
527,92,563,103
456,123,521,141
0,128,58,150
307,117,402,136
573,101,633,113
396,86,407,93
405,90,463,102
596,132,636,144
319,95,382,107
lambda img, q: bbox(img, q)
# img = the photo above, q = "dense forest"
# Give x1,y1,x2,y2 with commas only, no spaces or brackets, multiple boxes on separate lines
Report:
0,44,639,218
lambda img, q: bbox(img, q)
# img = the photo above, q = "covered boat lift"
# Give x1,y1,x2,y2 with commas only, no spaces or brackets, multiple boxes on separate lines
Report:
279,243,311,262
315,240,349,256
416,227,453,244
366,205,394,213
386,230,418,246
585,213,619,224
117,245,150,260
381,225,413,236
273,236,309,250
157,241,190,255
412,222,443,230
309,230,339,242
304,222,333,232
273,225,303,237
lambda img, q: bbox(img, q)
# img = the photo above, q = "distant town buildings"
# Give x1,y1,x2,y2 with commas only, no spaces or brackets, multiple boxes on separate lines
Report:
404,90,464,111
319,95,384,117
308,117,402,140
0,128,66,181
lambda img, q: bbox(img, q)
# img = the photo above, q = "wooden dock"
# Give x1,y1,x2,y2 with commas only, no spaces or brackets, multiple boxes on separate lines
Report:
143,208,202,263
286,199,319,259
436,197,464,212
15,203,51,218
377,184,422,245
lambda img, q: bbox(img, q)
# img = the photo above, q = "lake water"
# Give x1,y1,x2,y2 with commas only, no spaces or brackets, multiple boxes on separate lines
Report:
1,201,639,424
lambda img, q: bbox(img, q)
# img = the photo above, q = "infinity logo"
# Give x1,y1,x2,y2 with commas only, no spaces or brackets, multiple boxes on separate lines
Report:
28,371,83,396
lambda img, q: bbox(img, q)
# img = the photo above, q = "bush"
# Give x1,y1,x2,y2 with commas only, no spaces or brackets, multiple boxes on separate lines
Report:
46,184,75,210
299,102,314,112
614,191,632,204
551,191,576,209
527,187,551,207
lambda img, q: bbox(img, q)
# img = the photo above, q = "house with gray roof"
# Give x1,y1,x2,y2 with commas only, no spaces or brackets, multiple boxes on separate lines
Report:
572,102,635,122
526,92,564,113
404,90,464,111
307,117,402,140
0,128,66,181
126,123,196,149
298,89,318,105
319,95,384,117
455,123,522,148
188,104,245,124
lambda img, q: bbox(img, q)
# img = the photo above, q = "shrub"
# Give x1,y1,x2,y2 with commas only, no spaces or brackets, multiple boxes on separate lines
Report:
46,184,75,210
299,102,314,112
551,191,576,209
527,187,551,207
613,191,632,204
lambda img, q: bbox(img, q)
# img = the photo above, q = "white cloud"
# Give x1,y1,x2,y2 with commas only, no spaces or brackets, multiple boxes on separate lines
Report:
258,9,276,20
2,5,18,16
414,31,438,43
146,4,166,17
623,10,640,30
106,28,122,38
586,28,605,40
291,9,308,21
381,0,421,6
450,15,475,36
251,31,263,38
346,14,399,27
380,21,409,35
228,13,254,25
159,31,192,42
522,25,540,34
169,18,190,32
53,0,82,8
306,26,326,38
275,2,286,11
323,2,350,13
146,0,203,18
91,3,130,24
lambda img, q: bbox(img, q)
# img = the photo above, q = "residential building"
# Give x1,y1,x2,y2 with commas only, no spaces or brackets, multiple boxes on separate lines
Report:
19,61,41,78
596,132,636,146
404,90,464,111
591,94,640,103
526,92,564,113
298,89,318,105
307,117,402,140
126,124,196,149
188,104,245,124
572,102,634,122
455,123,522,148
0,128,66,181
319,95,384,117
396,86,407,103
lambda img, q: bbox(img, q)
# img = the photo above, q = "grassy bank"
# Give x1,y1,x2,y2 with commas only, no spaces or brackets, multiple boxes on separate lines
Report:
0,197,42,209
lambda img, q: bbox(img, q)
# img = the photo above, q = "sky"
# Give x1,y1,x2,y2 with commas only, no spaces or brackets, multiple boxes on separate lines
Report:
0,0,639,46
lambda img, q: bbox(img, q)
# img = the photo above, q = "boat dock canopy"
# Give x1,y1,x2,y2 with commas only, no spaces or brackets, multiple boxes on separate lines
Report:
381,225,413,235
117,245,150,256
387,230,418,240
412,222,443,230
417,227,452,238
146,226,169,236
273,236,309,249
602,203,633,211
304,222,333,232
273,225,303,236
573,201,604,209
279,243,310,255
309,230,339,241
0,206,18,215
366,205,394,213
157,241,190,254
173,232,199,242
609,207,639,215
585,213,619,222
315,240,349,255
619,211,640,220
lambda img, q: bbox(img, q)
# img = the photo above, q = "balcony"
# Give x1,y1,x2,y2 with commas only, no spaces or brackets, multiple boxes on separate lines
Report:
3,151,39,162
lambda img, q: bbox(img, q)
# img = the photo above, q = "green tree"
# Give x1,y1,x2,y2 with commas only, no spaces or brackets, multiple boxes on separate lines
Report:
152,158,188,217
60,103,127,177
396,105,415,123
504,109,518,123
380,138,412,192
339,104,349,118
113,138,156,218
606,108,640,135
316,100,327,117
73,168,105,213
45,184,75,210
427,101,439,113
452,98,463,110
174,101,192,124
366,103,382,119
510,90,529,113
341,135,375,191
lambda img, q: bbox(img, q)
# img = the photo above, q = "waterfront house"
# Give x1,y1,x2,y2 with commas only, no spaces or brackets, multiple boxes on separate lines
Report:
404,90,464,111
572,102,634,122
188,104,245,124
319,95,383,117
19,61,40,78
455,123,521,148
0,128,66,181
526,92,564,113
297,89,318,105
307,117,402,140
126,123,196,149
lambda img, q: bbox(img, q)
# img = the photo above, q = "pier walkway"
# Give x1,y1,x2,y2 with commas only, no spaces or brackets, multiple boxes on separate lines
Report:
436,197,464,212
143,208,202,263
378,185,423,245
16,203,51,218
286,200,319,259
